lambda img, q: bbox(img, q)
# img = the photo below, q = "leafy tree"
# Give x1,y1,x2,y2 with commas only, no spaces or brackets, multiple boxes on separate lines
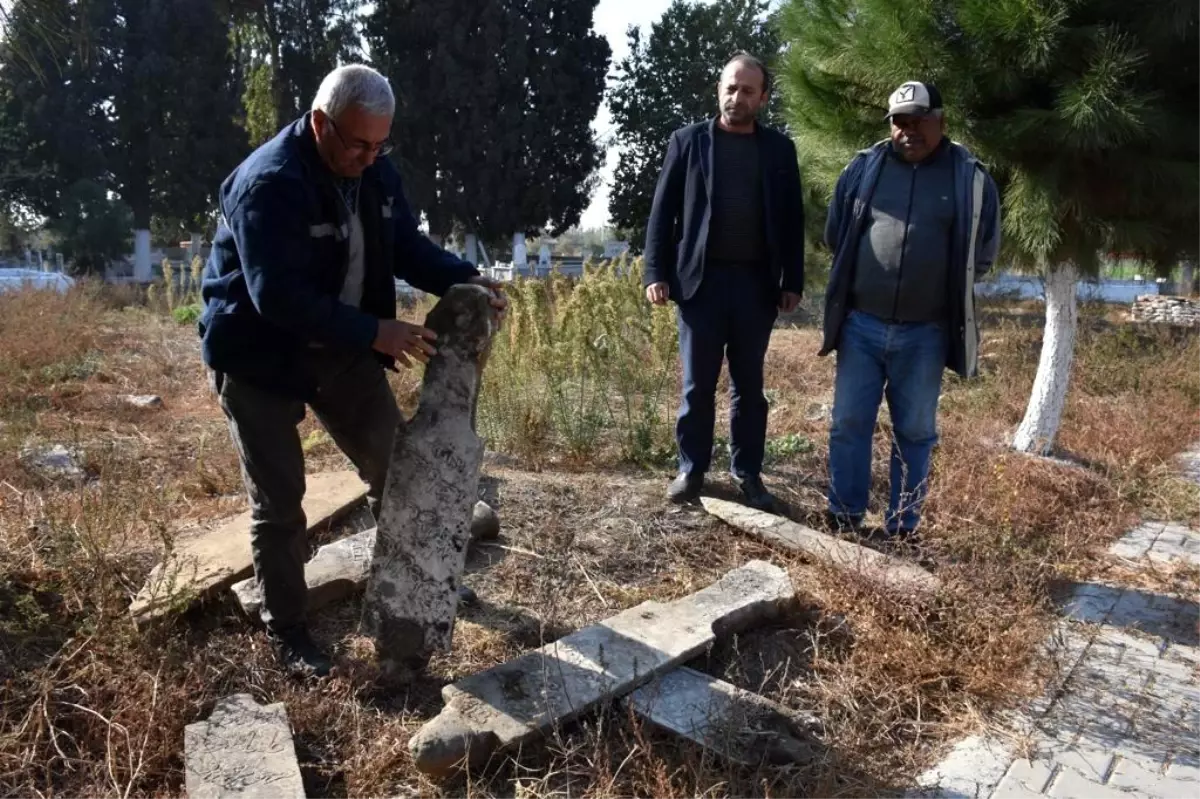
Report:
366,0,610,243
608,0,783,248
780,0,1198,455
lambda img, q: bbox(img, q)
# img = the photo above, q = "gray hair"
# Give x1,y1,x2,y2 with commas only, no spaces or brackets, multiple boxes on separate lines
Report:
312,64,395,119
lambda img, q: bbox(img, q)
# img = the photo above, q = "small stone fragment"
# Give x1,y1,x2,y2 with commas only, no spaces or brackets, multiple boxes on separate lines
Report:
470,500,500,542
122,394,163,409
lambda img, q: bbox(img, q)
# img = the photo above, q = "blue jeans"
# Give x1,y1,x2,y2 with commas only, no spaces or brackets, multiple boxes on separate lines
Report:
827,310,946,532
676,263,777,478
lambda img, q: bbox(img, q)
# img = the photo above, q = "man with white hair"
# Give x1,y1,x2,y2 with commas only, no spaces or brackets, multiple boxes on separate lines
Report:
199,64,505,678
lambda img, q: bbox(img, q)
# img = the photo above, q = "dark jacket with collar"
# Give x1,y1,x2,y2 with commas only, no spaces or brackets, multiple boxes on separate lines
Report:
641,117,805,303
820,138,1001,378
198,113,478,401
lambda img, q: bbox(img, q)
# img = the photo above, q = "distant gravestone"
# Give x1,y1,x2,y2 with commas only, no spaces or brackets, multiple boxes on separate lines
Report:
362,284,497,676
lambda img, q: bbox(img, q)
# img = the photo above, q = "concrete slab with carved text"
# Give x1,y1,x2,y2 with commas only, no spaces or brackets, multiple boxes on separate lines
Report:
625,666,822,766
408,559,796,777
363,285,497,674
184,693,305,799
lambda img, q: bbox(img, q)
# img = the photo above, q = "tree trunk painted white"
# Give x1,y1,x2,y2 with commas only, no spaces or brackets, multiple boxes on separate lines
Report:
1013,263,1079,455
464,232,478,266
1181,260,1196,297
511,232,527,267
133,229,152,282
188,232,202,263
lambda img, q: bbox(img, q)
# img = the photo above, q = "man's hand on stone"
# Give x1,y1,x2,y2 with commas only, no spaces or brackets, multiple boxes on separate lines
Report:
646,282,669,306
373,319,438,367
467,276,508,321
779,291,802,313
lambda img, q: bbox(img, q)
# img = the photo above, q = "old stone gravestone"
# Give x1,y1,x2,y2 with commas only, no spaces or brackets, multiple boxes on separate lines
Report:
362,284,497,675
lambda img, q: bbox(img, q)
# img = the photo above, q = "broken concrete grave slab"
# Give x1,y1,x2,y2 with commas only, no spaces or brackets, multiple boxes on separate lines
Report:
408,559,795,777
700,497,938,595
184,693,305,799
364,285,497,675
624,666,821,766
230,502,499,617
131,470,366,627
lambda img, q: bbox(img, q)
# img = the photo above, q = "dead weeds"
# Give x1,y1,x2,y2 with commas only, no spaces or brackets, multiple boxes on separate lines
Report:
0,285,1196,797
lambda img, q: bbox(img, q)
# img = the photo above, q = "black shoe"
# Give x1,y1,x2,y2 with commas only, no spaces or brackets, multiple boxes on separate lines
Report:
824,511,863,535
271,627,332,679
733,474,776,512
667,472,704,504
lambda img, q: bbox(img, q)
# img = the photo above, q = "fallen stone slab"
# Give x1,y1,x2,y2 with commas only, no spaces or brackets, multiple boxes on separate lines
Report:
408,559,795,777
364,285,497,675
701,497,939,595
184,693,305,799
231,502,501,617
624,666,821,766
131,470,367,627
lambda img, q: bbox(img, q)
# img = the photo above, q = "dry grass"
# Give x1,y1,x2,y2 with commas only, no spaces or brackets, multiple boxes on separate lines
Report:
0,283,1196,798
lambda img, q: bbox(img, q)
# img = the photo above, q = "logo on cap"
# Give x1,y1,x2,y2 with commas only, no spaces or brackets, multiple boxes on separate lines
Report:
895,84,917,102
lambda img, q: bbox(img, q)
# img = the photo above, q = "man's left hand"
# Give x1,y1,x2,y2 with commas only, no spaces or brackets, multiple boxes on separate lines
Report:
779,291,802,313
467,275,508,320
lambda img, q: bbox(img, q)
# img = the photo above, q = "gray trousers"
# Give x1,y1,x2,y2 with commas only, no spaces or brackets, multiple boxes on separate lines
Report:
210,349,400,634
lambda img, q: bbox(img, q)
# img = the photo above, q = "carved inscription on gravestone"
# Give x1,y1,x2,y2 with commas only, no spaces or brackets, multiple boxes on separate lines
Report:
362,284,496,675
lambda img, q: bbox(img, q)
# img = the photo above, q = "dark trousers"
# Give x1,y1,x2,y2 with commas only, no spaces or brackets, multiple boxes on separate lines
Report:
210,349,400,634
675,262,778,479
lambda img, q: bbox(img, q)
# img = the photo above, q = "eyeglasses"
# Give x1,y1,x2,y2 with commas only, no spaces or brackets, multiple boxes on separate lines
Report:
327,117,394,157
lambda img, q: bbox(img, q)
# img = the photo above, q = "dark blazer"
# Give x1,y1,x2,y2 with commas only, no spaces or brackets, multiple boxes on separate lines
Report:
199,113,478,401
642,117,805,303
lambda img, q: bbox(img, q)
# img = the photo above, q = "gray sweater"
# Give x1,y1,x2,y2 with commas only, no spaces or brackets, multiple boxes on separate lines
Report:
851,142,956,322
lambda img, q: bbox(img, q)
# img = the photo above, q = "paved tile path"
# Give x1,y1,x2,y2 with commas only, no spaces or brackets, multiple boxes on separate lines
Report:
914,447,1200,799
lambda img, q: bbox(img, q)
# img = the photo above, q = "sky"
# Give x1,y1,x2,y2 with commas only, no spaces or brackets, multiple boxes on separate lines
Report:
579,0,676,231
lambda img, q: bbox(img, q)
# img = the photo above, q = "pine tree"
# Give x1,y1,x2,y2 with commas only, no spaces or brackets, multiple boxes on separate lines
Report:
608,0,782,247
780,0,1198,455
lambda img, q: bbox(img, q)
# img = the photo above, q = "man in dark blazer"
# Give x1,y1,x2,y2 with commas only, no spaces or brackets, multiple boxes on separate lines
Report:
643,53,805,511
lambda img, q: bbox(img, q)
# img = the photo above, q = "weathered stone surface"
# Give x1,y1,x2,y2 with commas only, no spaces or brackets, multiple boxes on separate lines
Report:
19,443,86,483
624,666,821,765
363,285,497,674
408,559,794,776
232,527,376,617
700,497,939,595
122,393,163,409
231,501,499,617
183,693,305,799
131,470,366,626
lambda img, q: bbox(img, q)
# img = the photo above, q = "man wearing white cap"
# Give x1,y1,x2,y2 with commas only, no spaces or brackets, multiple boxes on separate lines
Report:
818,81,1001,542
